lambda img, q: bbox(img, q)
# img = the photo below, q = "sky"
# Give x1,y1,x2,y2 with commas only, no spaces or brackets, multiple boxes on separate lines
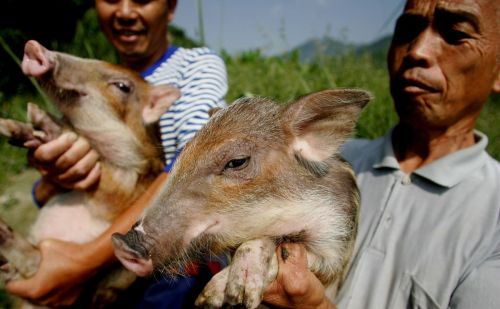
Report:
173,0,406,55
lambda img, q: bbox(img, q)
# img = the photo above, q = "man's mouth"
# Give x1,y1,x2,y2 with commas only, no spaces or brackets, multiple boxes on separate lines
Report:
113,29,145,43
398,77,439,95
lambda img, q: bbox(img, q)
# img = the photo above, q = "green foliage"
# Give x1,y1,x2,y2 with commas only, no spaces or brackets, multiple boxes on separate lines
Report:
0,5,498,189
1,46,499,189
0,8,499,305
477,93,500,160
225,50,396,139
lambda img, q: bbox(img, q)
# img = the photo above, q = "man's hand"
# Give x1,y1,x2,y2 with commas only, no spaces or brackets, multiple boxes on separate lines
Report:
263,243,336,309
29,132,101,205
5,239,101,307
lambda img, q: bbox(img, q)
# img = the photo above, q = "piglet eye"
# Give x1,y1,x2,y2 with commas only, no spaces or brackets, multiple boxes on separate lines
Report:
113,81,132,93
225,157,249,170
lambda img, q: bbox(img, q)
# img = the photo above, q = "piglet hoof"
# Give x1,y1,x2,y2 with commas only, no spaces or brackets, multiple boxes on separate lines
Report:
0,259,20,282
226,239,276,308
196,238,277,309
195,267,229,308
27,102,62,141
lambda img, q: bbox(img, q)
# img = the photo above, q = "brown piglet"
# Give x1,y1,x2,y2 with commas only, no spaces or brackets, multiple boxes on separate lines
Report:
112,89,371,308
0,40,179,306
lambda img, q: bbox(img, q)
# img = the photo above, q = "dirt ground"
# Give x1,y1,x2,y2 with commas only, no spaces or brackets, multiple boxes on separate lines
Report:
0,168,40,308
0,168,40,237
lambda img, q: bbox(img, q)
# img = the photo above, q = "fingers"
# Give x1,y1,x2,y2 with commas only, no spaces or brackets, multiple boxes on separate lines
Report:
72,162,101,191
263,243,330,309
278,242,307,264
54,135,93,171
32,132,78,166
28,132,101,190
6,276,80,307
58,149,99,181
5,240,84,307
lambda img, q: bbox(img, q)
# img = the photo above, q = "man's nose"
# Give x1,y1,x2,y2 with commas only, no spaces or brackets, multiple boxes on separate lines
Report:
116,0,139,21
405,28,439,67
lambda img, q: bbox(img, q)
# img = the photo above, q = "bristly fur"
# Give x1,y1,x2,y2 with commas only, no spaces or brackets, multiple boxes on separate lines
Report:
294,152,330,177
116,88,371,307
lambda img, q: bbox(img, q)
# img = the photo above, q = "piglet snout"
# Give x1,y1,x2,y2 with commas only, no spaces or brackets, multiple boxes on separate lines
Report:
112,227,154,277
22,40,54,78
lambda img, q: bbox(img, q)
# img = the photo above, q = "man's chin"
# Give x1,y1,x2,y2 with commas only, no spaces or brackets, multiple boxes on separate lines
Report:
117,47,148,60
113,41,146,57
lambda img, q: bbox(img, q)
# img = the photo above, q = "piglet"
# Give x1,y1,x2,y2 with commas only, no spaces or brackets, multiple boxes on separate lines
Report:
0,40,180,307
113,89,370,308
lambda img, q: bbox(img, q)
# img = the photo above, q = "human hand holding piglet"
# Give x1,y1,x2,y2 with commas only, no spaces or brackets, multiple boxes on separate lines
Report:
5,239,98,307
263,243,337,309
29,132,101,206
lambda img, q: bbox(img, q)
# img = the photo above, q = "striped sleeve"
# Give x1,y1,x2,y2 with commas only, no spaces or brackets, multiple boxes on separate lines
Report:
156,48,228,169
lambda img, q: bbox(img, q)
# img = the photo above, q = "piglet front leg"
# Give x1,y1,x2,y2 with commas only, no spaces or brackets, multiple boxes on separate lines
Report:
195,237,278,309
0,103,61,148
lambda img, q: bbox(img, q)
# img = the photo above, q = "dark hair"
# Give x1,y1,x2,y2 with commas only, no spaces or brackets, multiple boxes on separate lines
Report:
168,0,177,10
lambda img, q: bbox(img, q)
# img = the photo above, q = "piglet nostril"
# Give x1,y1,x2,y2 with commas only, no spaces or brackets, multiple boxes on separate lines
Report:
112,229,151,259
21,40,53,78
112,232,154,277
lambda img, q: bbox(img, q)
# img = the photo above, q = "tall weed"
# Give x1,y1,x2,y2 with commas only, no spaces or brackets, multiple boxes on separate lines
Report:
1,41,499,189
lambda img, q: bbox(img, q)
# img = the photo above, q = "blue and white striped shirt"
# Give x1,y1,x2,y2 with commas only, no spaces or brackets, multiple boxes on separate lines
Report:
142,45,228,171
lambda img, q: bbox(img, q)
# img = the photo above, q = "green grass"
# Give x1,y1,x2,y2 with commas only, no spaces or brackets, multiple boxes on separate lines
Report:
0,12,499,308
1,51,499,189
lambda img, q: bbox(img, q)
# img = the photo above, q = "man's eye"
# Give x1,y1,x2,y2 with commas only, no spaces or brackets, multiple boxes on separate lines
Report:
442,29,471,44
113,81,132,93
224,157,249,170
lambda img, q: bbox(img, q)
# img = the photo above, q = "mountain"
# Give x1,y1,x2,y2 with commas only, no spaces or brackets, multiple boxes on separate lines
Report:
292,37,355,62
291,34,393,63
356,35,393,63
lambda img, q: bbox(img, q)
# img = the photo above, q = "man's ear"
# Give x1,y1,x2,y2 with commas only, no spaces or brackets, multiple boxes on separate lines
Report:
142,85,181,124
167,0,177,23
493,67,500,93
284,89,372,162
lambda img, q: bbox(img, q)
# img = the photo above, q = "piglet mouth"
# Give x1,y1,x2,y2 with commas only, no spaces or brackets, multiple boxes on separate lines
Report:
54,87,84,100
183,219,220,246
38,77,85,104
111,230,156,277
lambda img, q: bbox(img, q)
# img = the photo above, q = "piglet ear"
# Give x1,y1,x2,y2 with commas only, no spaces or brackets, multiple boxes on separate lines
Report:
208,107,221,118
285,89,371,162
143,85,181,124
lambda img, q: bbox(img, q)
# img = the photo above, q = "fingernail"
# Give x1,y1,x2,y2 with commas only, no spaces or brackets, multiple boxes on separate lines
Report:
65,132,78,142
281,247,290,261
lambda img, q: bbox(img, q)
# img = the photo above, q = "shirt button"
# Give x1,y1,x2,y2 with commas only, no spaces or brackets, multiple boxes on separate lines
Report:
385,215,392,226
401,174,412,185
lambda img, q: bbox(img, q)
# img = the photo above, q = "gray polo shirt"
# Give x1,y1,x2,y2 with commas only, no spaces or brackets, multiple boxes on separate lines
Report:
336,129,500,309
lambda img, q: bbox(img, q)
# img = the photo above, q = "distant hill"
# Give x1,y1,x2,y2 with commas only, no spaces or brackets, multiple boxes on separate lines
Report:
356,35,393,63
291,34,393,63
292,37,355,62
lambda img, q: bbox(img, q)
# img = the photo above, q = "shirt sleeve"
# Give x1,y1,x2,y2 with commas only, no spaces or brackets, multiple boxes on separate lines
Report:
176,52,228,151
159,51,228,169
450,238,500,308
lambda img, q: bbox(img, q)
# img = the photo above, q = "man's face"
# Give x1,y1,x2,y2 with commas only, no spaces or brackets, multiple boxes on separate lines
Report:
95,0,174,62
388,0,500,129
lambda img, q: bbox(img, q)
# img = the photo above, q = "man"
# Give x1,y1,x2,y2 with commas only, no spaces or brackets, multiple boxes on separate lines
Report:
264,0,500,308
6,0,227,307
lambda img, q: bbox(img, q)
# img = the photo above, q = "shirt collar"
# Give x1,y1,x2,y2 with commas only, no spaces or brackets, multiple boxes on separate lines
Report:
140,45,178,78
373,128,489,188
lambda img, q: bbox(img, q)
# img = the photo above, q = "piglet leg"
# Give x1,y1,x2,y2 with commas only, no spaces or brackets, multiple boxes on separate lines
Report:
27,102,62,142
0,103,61,149
195,237,278,309
0,118,42,148
0,217,41,281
